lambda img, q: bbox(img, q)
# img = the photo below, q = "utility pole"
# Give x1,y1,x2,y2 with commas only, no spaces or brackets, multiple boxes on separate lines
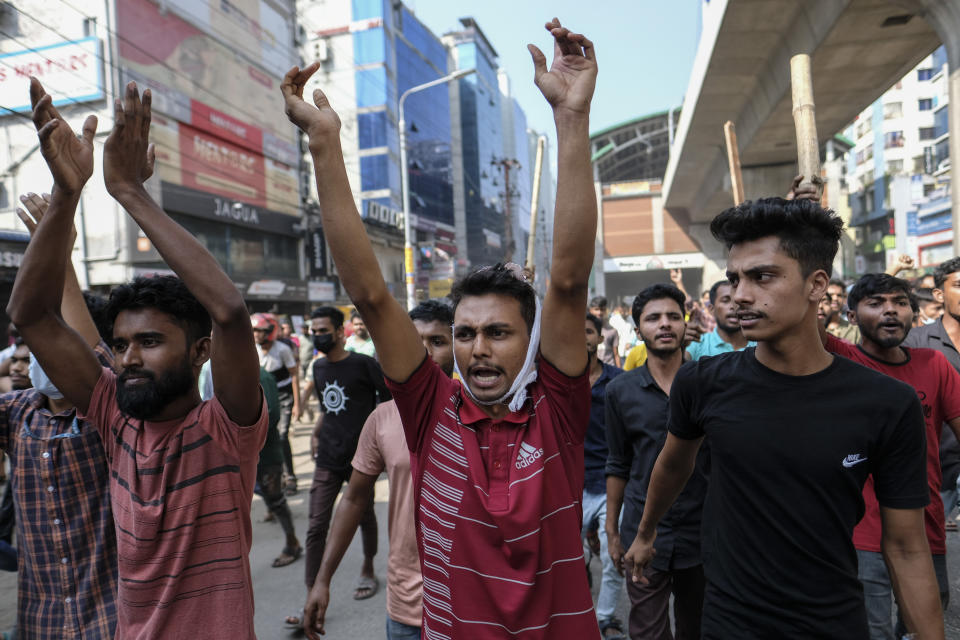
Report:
492,157,520,263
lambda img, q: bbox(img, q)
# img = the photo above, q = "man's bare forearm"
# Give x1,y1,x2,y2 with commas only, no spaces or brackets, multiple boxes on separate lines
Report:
550,112,596,290
8,190,77,325
109,187,246,324
884,540,944,638
310,140,390,309
605,475,627,535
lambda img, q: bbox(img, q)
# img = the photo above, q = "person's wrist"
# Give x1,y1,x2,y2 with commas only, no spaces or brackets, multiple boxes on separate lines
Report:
553,105,590,125
106,181,148,202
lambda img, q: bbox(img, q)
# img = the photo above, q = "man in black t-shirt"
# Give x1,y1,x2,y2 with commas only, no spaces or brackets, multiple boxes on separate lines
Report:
301,306,389,604
624,196,943,639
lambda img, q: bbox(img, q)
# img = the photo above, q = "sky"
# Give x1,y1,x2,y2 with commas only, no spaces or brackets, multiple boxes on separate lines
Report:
405,0,702,145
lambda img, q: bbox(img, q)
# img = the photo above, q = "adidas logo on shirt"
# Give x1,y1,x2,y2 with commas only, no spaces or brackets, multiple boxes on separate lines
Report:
515,441,544,469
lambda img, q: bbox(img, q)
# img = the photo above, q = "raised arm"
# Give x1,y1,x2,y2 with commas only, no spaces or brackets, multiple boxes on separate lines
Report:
528,19,598,376
282,66,423,383
102,83,261,425
16,193,101,349
7,79,103,413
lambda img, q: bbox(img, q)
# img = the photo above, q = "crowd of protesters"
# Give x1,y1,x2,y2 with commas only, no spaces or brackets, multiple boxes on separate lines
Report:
0,15,956,640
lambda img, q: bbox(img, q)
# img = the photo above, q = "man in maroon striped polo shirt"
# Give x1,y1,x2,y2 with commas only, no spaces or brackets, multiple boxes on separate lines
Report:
283,17,600,639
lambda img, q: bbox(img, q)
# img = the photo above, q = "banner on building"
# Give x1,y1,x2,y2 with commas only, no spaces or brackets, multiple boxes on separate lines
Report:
0,38,104,113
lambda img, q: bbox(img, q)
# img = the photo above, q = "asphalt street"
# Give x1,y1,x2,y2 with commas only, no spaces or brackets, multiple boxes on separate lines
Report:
2,414,957,638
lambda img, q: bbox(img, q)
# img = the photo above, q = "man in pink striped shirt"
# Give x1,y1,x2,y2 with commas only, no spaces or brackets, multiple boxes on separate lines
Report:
283,17,599,639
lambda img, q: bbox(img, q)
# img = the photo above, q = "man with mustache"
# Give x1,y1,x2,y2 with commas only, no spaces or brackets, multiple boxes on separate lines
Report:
299,305,388,607
821,273,960,640
282,17,600,638
625,197,943,639
685,280,755,361
606,284,708,640
9,79,267,638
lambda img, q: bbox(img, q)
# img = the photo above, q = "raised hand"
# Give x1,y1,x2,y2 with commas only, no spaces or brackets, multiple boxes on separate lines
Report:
103,82,156,198
786,174,820,202
29,78,97,196
527,18,597,116
17,192,79,245
281,63,341,151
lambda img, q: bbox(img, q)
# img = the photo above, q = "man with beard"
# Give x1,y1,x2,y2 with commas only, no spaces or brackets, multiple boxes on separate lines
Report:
583,313,625,639
589,296,621,367
685,280,755,361
299,305,387,607
9,79,267,638
346,310,376,358
626,196,942,638
282,18,602,638
821,273,960,639
0,191,120,639
303,300,455,639
606,284,708,640
253,312,301,495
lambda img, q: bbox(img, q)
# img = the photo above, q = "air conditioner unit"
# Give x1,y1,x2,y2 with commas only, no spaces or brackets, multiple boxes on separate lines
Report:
314,39,330,62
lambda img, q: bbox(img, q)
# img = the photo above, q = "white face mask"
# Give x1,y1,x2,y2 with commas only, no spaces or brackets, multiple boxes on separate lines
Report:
453,296,542,414
29,353,63,400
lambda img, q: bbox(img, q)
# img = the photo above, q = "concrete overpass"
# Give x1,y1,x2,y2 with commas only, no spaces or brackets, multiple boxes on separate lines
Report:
663,0,960,284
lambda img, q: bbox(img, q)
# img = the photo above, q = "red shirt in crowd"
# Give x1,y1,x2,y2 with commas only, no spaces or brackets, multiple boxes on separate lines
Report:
81,367,268,639
385,354,599,640
826,335,960,554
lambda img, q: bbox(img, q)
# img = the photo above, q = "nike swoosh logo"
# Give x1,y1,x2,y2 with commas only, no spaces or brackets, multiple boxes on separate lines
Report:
842,455,868,468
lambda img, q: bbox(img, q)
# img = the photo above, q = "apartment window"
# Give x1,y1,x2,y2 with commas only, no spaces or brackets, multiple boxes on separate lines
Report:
884,102,903,120
919,126,936,140
856,119,872,138
886,159,903,174
919,98,933,111
884,131,904,149
918,68,934,81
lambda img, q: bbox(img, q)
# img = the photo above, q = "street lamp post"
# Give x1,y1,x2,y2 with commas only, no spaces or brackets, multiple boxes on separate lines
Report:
400,67,476,310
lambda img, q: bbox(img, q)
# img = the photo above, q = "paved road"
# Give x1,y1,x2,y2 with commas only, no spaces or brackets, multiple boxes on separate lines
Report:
5,415,959,638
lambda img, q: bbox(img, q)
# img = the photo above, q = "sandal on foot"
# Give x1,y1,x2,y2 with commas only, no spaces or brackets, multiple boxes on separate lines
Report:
272,545,302,568
599,617,627,640
284,610,303,629
353,575,379,600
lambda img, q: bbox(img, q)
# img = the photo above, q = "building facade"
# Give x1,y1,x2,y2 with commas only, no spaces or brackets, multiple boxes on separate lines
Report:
846,46,951,275
0,0,307,313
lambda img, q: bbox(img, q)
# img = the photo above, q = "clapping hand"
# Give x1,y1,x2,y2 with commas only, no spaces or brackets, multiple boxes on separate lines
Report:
103,82,156,198
29,78,97,196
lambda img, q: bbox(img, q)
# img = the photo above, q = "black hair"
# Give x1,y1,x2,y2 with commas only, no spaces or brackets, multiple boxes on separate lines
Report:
350,309,361,321
83,291,111,341
828,278,847,290
914,287,937,303
586,313,602,334
105,276,212,345
409,299,454,326
588,295,608,310
710,197,843,277
708,280,730,306
13,337,24,347
934,257,960,289
310,305,344,329
847,273,912,311
631,284,686,325
449,263,536,334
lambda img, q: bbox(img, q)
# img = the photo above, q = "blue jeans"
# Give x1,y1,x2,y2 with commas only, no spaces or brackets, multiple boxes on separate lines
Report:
386,615,421,640
581,488,622,621
857,549,948,640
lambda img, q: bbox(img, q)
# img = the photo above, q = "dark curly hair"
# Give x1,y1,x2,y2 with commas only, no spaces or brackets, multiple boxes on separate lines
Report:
934,257,960,290
311,306,344,329
632,284,685,326
847,273,912,311
105,276,212,345
450,263,536,334
409,299,454,325
710,198,844,277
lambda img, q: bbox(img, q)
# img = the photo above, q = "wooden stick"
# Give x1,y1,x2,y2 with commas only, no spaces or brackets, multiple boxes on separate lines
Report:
790,54,823,195
525,135,546,274
723,121,745,206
